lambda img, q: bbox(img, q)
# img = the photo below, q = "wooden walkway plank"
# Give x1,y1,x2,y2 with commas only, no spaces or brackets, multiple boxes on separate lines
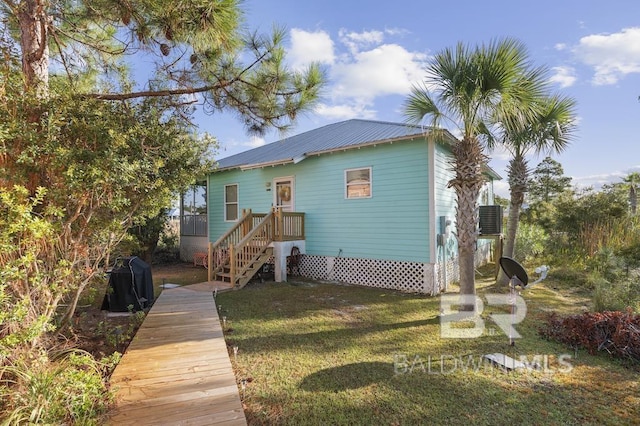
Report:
108,283,246,425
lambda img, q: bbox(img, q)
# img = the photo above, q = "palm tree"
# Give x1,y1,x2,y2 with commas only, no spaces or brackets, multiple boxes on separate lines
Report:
403,38,547,299
496,95,577,285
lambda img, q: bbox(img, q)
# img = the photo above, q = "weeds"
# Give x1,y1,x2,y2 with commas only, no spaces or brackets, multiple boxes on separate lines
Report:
0,349,117,425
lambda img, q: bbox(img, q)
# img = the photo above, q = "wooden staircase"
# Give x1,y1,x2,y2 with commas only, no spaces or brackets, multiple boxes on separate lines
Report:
206,208,305,289
215,246,273,288
207,209,275,289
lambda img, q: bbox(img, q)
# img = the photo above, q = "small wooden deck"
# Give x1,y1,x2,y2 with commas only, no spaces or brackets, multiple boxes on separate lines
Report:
108,281,245,425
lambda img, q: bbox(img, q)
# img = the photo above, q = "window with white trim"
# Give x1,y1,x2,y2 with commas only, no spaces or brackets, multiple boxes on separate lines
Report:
345,167,372,199
224,184,239,221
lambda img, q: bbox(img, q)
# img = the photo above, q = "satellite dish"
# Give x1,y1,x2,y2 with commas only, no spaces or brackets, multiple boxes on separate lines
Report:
499,257,529,288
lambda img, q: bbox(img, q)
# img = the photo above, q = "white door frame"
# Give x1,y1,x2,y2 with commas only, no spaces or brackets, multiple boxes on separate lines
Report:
273,176,295,211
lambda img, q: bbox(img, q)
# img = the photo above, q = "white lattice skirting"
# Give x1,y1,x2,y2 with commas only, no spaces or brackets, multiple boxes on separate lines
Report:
298,241,494,295
299,255,436,294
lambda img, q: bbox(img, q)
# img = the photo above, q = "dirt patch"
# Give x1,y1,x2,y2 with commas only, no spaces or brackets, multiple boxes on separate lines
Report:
67,262,210,360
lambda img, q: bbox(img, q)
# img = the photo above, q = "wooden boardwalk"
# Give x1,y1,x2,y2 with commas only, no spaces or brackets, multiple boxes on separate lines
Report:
108,281,246,425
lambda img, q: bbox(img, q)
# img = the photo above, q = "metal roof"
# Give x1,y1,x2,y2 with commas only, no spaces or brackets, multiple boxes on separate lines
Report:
214,118,501,179
215,119,442,170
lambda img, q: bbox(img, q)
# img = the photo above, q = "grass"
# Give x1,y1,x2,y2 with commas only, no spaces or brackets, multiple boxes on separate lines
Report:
217,265,639,425
150,262,209,295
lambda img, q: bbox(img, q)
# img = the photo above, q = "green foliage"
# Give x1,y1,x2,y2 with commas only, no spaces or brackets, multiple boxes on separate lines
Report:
593,278,640,312
494,194,509,209
96,310,146,351
5,0,325,133
514,222,549,262
522,165,640,311
0,349,118,424
0,186,70,359
1,72,217,326
528,156,572,203
128,210,171,263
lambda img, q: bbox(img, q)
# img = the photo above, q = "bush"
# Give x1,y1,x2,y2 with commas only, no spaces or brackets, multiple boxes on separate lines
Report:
0,349,118,424
539,310,640,364
592,278,640,312
515,222,549,262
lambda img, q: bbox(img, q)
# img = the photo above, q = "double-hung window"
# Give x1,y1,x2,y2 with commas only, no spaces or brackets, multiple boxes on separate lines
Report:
224,184,239,221
345,167,372,199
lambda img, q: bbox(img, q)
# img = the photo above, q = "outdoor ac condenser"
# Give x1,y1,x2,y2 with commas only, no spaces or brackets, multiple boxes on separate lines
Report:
479,205,503,235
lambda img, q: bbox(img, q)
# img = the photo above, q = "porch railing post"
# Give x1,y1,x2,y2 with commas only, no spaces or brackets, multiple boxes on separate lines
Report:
242,209,252,236
229,244,236,286
207,242,213,282
275,208,283,241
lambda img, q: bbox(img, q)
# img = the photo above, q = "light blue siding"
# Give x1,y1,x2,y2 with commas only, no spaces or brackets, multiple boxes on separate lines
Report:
433,144,458,261
433,144,457,234
209,139,433,262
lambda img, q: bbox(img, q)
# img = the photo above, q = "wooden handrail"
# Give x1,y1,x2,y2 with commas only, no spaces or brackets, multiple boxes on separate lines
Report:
230,210,275,285
207,208,306,283
207,209,253,281
275,210,305,241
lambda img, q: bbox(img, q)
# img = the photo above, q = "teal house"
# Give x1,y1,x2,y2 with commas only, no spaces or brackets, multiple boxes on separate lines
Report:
180,119,500,294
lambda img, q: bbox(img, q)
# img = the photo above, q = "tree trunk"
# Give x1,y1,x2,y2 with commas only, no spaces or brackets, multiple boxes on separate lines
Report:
17,0,50,96
449,136,487,305
497,156,528,286
497,197,523,285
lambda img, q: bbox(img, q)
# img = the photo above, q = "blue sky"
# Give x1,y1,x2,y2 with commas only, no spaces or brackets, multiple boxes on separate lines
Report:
190,0,640,197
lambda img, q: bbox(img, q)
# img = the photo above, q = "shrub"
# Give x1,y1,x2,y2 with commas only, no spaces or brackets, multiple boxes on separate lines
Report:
539,310,640,364
593,279,640,312
0,349,118,424
514,222,548,262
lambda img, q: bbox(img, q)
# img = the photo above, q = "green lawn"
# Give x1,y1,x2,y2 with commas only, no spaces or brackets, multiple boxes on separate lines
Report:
217,267,639,425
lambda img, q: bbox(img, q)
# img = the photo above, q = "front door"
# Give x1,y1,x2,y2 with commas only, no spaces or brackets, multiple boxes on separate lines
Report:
274,177,294,212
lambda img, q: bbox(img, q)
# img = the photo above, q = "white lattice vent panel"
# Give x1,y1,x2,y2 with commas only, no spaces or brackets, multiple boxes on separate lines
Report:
434,258,460,292
299,255,433,293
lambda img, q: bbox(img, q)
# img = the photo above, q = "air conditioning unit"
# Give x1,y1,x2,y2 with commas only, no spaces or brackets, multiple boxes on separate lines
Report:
479,205,503,235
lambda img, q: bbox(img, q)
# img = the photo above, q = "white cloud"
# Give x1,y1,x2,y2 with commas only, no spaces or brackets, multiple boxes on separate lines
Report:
572,172,620,190
314,103,377,120
554,43,567,51
289,29,335,70
573,27,640,85
225,135,266,151
246,136,266,148
338,29,384,54
571,165,640,190
549,66,577,88
489,144,511,162
287,27,427,121
331,44,427,101
493,180,510,199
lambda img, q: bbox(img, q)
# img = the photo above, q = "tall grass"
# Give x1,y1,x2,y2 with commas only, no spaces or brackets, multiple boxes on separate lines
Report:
0,349,118,425
579,216,640,258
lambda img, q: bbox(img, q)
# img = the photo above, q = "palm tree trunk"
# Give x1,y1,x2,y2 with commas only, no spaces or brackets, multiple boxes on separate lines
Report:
498,198,523,285
498,156,528,285
449,137,487,303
